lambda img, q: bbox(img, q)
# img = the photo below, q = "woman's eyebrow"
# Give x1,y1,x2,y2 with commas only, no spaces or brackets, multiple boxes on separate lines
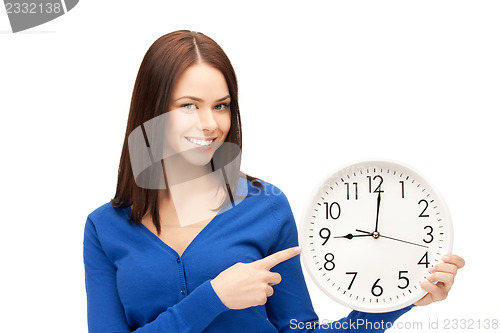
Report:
175,95,202,102
216,95,231,102
174,95,230,102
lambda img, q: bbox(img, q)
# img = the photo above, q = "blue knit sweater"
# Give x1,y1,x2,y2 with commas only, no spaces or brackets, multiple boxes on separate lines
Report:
83,178,412,332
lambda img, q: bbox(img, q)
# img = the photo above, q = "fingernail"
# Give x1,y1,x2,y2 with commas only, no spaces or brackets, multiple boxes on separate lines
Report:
428,266,436,273
294,246,302,254
442,255,451,262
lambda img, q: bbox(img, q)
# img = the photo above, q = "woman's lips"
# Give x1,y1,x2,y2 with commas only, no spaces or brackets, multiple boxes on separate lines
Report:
185,136,215,151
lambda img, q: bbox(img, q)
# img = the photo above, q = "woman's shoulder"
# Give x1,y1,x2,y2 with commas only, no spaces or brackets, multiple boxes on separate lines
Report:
241,175,293,217
241,177,297,246
249,178,286,197
86,201,131,230
239,173,283,195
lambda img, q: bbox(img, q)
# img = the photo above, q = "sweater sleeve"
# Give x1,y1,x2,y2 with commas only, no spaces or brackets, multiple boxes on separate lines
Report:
264,189,413,332
83,217,229,333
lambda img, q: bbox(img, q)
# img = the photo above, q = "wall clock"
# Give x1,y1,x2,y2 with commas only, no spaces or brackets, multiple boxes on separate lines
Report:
299,159,453,313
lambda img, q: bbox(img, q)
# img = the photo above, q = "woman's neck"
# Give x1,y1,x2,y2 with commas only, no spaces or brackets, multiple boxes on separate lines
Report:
157,158,226,228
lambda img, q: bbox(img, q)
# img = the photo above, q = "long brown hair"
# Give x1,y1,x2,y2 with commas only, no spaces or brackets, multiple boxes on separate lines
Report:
111,30,262,234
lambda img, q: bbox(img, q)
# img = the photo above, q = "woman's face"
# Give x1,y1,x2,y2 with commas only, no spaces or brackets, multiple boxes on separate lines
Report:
165,63,231,166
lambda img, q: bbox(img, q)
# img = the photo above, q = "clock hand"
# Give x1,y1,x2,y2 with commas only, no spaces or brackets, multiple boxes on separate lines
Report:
355,229,429,249
374,191,381,233
379,234,429,249
333,233,373,240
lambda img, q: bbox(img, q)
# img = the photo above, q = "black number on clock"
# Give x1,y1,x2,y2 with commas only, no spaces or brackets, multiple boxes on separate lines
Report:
371,278,383,297
346,272,357,290
399,180,405,198
418,252,430,268
324,202,341,220
367,175,384,193
418,199,430,217
319,228,330,245
344,182,358,200
324,253,335,271
398,271,410,289
423,225,434,243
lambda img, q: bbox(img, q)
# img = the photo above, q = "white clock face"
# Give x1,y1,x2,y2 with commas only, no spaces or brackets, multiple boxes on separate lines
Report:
300,160,453,313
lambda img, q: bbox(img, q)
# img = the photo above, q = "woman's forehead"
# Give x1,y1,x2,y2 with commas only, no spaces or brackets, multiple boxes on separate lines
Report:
171,63,229,101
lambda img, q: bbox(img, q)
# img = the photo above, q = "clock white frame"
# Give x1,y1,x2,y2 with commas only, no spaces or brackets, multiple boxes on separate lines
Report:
299,159,454,313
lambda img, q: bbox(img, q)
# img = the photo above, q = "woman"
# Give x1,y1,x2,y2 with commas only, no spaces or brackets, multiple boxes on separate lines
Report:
83,30,465,332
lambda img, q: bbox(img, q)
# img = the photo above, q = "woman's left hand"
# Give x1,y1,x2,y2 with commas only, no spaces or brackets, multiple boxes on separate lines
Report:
414,253,465,306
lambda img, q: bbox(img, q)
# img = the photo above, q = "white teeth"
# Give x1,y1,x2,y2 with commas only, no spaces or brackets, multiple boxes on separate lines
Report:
187,137,213,146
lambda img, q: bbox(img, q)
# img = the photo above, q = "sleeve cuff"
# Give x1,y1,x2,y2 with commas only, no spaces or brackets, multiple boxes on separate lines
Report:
178,279,229,331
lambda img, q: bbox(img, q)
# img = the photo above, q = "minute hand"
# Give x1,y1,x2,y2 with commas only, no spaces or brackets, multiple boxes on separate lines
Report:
374,191,381,233
355,229,429,249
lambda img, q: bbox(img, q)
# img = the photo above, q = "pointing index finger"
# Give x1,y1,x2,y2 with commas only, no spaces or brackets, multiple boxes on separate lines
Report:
258,246,302,270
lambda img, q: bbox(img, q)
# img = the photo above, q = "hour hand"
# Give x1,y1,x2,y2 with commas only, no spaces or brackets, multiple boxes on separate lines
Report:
334,233,373,240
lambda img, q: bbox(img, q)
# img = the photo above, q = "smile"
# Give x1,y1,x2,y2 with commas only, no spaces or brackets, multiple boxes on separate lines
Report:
185,137,215,146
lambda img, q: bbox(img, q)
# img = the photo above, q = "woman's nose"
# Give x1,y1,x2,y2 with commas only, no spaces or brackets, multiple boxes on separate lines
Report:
197,108,218,132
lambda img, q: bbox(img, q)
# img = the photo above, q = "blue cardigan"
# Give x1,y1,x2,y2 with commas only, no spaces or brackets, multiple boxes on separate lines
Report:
83,178,412,332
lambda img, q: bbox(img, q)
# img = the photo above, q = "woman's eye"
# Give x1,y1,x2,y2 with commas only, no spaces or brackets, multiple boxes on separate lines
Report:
214,103,229,111
181,103,196,110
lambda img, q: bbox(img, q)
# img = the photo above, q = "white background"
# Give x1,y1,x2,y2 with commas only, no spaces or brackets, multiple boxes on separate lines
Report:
1,1,498,332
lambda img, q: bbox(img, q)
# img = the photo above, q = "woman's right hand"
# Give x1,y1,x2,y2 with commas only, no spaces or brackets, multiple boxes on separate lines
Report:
210,246,302,310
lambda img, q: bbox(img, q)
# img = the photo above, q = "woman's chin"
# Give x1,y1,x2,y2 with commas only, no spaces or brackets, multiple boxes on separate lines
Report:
180,149,214,167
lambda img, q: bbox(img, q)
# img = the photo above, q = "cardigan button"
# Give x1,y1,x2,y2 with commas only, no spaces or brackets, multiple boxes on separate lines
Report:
176,258,181,263
180,289,185,294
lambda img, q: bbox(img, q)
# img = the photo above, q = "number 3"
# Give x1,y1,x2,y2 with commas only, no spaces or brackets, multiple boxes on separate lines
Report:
423,225,434,243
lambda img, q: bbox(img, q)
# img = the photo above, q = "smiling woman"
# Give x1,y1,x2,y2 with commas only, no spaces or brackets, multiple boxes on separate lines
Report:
109,30,262,235
83,30,463,333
